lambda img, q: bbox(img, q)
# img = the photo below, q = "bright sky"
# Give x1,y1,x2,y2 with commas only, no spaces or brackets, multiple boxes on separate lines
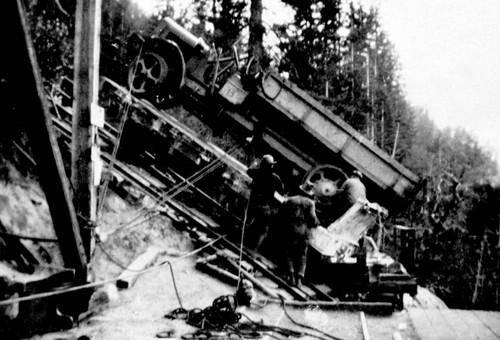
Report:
370,0,500,164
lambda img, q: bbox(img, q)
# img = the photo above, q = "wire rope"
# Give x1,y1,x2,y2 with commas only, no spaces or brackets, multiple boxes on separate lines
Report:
106,142,242,237
0,235,224,307
96,43,144,223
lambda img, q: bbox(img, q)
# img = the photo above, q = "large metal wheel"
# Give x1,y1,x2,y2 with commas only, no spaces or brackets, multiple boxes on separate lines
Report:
301,165,347,199
127,39,185,107
128,51,168,95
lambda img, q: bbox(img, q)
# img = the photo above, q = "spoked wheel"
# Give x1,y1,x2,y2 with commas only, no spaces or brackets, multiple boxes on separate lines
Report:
127,39,185,108
301,165,347,199
128,51,168,96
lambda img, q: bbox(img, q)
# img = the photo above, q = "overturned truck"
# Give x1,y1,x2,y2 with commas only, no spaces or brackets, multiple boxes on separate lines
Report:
125,18,421,308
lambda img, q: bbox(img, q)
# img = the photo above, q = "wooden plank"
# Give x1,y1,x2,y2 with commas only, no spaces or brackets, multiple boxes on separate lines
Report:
472,310,500,338
442,309,482,340
453,309,497,339
409,309,500,340
360,312,370,340
116,247,163,289
408,308,452,340
267,298,393,315
435,308,462,339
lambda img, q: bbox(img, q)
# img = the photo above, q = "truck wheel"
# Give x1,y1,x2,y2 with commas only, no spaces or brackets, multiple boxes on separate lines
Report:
128,39,185,108
128,51,168,96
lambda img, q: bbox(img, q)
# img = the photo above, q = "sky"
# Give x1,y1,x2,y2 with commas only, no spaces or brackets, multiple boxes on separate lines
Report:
369,0,500,164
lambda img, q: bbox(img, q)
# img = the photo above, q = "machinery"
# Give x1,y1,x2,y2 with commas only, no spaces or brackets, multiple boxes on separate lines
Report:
124,18,419,308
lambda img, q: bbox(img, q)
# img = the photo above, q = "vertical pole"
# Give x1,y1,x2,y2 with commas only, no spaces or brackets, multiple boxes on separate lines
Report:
391,123,400,159
0,0,87,279
72,0,102,260
381,107,385,149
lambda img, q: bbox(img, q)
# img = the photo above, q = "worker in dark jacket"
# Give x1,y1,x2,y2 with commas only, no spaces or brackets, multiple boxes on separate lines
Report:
247,154,283,252
279,194,320,287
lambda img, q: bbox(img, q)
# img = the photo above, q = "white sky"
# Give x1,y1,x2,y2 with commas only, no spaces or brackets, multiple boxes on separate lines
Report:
370,0,500,164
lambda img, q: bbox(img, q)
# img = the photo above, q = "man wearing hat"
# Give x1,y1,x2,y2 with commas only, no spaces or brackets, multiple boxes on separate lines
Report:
246,154,283,252
338,170,367,216
279,193,320,287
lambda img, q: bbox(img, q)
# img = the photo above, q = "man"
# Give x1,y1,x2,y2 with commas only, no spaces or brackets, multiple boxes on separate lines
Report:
247,154,283,252
338,170,366,216
279,194,320,287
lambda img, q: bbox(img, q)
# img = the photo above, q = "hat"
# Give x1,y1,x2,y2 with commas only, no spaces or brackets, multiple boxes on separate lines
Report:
352,170,363,179
261,154,277,165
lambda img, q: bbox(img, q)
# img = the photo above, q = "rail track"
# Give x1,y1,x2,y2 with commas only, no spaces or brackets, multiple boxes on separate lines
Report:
42,77,409,312
48,84,337,304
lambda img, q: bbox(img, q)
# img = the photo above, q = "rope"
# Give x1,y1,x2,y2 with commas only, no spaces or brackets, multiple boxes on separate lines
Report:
166,261,184,309
239,312,328,340
236,187,252,290
96,43,144,222
0,235,224,306
106,142,241,237
278,297,344,340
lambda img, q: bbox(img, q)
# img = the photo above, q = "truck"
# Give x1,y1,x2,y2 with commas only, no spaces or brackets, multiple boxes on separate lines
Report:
123,17,420,307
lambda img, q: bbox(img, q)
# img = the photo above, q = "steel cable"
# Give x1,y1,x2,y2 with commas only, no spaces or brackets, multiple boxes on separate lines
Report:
106,142,242,237
96,43,144,223
0,235,224,306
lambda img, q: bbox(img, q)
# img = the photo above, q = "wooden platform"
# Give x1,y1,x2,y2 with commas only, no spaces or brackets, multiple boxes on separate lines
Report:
408,307,500,339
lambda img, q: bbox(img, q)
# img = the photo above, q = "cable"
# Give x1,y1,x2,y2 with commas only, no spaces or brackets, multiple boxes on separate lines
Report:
96,43,144,222
0,235,224,306
106,155,226,236
278,297,344,340
236,185,252,290
107,142,242,237
239,312,329,340
166,261,184,309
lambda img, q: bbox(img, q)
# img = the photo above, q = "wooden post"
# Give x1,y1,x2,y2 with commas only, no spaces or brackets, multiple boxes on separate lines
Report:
72,0,102,259
0,0,87,278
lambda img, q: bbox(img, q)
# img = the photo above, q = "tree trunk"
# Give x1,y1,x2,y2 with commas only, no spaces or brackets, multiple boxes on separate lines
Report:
248,0,265,72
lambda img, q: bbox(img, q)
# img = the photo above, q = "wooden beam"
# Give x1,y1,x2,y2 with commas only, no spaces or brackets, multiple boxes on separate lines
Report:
360,311,371,340
0,0,87,278
72,0,102,258
116,247,164,289
268,299,394,315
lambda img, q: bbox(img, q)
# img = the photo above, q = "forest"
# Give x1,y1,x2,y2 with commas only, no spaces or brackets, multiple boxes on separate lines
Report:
22,0,500,310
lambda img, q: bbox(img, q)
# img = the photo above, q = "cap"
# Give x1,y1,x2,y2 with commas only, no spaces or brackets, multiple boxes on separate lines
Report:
352,170,363,179
261,154,277,165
